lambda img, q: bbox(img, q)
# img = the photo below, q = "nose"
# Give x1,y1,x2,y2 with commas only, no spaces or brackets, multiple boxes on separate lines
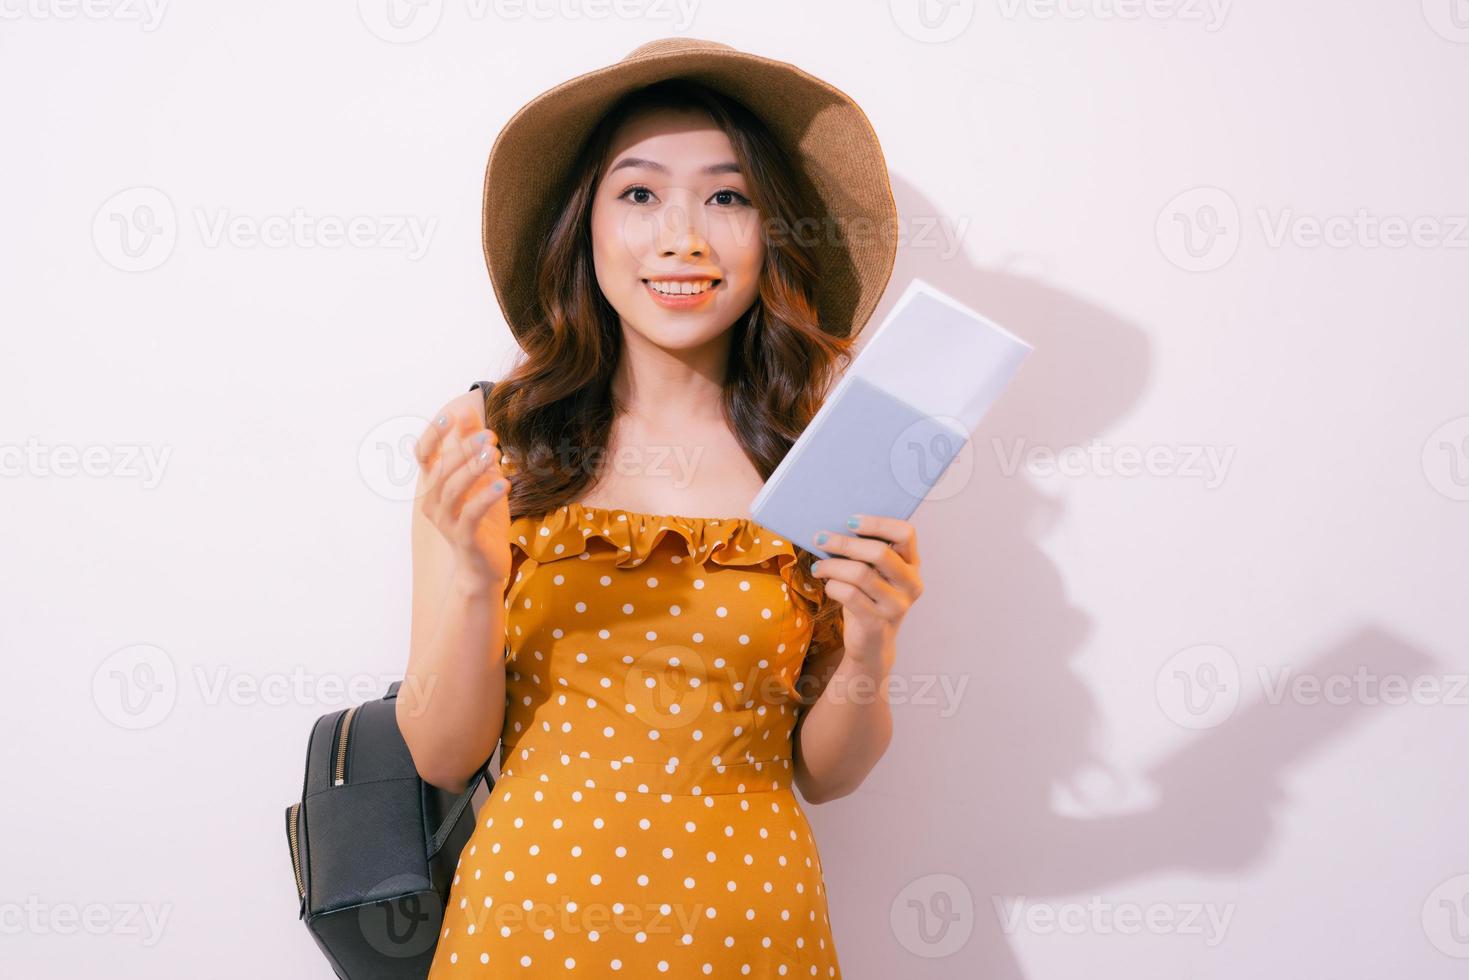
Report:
656,198,710,260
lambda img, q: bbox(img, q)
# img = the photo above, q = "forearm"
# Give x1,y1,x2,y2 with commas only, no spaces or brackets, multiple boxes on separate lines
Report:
397,575,508,793
792,645,894,804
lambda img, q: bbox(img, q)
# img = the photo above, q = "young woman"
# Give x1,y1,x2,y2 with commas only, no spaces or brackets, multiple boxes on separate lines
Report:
399,39,925,977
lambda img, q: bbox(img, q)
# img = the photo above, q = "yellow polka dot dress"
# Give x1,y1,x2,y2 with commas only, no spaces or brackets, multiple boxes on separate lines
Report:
426,501,843,978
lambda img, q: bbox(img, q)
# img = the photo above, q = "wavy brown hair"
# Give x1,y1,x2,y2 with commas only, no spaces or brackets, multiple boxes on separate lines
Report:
483,77,850,656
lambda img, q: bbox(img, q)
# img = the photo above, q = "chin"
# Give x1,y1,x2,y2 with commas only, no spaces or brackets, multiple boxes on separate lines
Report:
636,326,725,350
622,314,730,349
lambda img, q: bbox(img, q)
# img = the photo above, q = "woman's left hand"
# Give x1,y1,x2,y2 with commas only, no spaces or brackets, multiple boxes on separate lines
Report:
809,515,924,669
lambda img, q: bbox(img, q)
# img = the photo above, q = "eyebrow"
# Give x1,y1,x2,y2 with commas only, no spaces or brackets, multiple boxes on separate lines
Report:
607,157,743,177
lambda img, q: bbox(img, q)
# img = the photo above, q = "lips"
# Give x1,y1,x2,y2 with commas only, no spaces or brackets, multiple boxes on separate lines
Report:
642,278,722,296
642,277,722,308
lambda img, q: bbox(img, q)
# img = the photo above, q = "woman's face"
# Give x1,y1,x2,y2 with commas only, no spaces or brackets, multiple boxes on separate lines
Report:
590,106,765,352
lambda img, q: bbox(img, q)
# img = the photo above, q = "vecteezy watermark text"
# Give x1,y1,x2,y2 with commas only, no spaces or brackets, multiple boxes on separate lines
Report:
993,436,1237,489
1,439,172,488
994,0,1230,31
356,0,702,43
0,0,169,30
993,895,1236,946
93,187,438,272
0,897,172,946
1157,186,1469,272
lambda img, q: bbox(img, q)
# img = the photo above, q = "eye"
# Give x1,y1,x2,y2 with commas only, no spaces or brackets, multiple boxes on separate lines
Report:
711,189,752,207
618,184,657,205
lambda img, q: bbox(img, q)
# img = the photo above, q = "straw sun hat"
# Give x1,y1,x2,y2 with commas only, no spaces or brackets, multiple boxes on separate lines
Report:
481,37,899,342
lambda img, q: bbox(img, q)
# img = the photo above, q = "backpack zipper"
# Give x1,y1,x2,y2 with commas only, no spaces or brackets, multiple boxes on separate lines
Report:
333,704,359,786
287,802,305,900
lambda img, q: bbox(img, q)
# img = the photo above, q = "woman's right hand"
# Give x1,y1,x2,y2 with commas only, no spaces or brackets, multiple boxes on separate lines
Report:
414,395,514,595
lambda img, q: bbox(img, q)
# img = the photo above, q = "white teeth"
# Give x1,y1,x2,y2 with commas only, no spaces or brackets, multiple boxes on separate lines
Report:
647,279,717,295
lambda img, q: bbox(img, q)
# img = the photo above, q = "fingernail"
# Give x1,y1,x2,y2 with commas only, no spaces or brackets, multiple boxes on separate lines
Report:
473,431,488,444
492,479,505,492
847,516,860,530
435,414,448,428
811,560,822,574
478,449,490,462
815,531,828,545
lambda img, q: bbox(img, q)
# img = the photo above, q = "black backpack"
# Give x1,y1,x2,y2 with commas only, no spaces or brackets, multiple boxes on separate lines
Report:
284,380,501,977
283,679,492,978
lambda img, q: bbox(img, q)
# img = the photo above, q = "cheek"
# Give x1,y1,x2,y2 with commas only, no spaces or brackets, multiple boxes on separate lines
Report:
722,235,765,302
589,207,615,262
593,206,660,276
590,212,632,297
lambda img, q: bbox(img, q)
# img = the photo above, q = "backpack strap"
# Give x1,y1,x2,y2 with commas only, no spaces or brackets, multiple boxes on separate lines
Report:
468,380,495,428
427,763,493,858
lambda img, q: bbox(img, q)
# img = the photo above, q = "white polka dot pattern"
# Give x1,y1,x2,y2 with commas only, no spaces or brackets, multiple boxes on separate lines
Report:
426,502,841,978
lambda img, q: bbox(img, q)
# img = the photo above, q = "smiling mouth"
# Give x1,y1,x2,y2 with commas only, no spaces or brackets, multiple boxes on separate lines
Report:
642,278,722,296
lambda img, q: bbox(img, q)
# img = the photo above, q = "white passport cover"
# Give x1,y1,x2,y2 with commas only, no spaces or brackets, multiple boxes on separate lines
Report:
749,278,1034,559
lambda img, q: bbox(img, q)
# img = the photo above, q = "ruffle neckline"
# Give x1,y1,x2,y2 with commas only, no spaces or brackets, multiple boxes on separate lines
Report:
508,501,823,607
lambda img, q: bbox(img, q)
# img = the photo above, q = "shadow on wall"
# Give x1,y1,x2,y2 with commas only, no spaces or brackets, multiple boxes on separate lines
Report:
806,173,1435,979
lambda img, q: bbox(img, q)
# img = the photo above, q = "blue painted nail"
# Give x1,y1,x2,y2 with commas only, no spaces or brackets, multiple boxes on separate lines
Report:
811,560,822,574
815,531,828,545
473,431,488,444
435,414,448,428
847,516,860,530
492,479,505,492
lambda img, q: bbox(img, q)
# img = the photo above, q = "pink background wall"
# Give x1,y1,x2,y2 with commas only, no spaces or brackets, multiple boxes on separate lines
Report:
3,3,1466,977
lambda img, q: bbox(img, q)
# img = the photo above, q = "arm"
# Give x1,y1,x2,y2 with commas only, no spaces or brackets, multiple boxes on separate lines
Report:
790,513,925,804
396,389,514,794
792,640,895,804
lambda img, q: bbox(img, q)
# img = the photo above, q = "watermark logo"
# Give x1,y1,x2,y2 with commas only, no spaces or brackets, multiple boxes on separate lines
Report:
1156,186,1241,272
624,647,713,732
361,414,436,503
889,0,976,43
93,186,178,273
891,873,974,957
892,414,974,502
1422,0,1469,43
92,643,179,730
358,0,444,42
1422,873,1469,957
358,874,444,959
1155,643,1241,730
1422,416,1469,501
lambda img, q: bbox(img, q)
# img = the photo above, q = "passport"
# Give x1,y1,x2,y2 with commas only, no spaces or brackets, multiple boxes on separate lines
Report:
749,278,1034,559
